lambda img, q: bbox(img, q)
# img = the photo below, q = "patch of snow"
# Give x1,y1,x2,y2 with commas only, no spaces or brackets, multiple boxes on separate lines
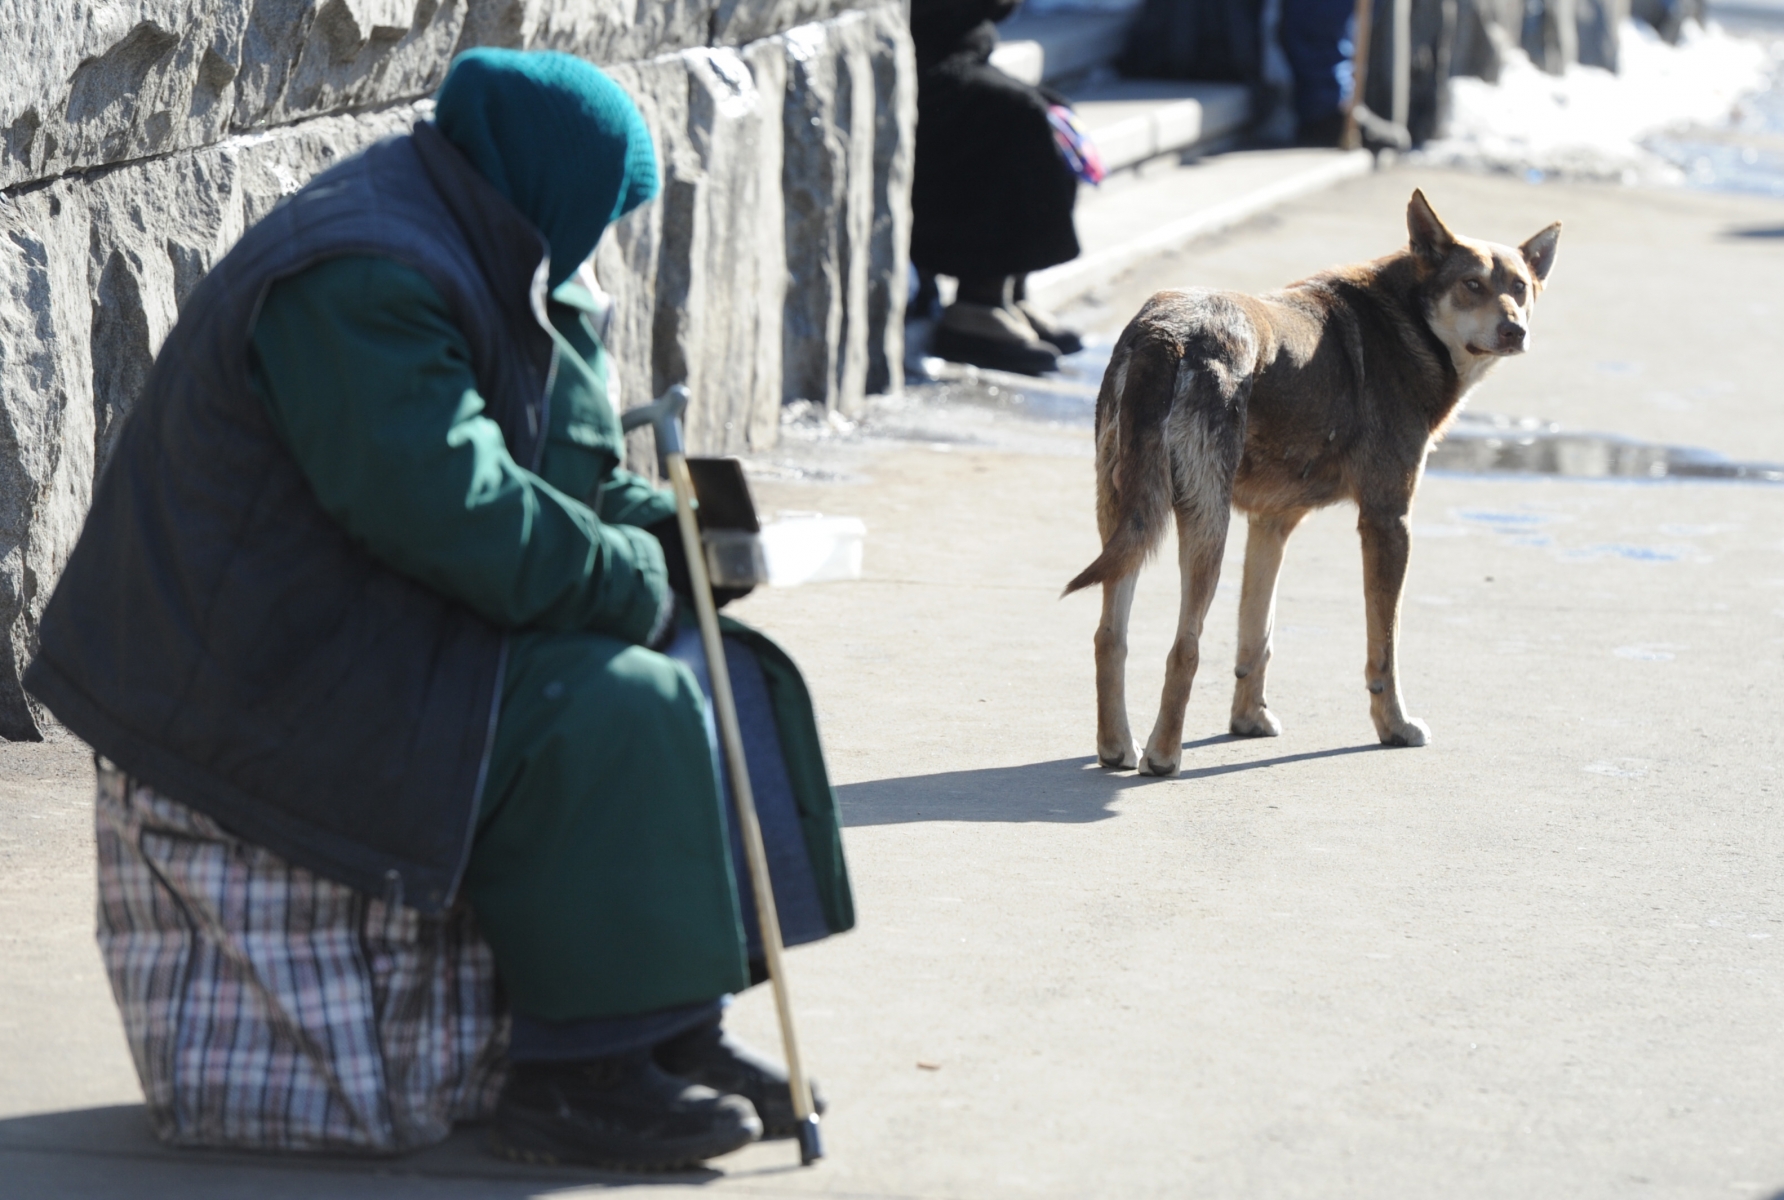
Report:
1415,19,1780,186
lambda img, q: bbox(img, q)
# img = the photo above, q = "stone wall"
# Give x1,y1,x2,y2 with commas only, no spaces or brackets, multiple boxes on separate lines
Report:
0,0,916,739
1448,0,1630,81
1360,0,1631,147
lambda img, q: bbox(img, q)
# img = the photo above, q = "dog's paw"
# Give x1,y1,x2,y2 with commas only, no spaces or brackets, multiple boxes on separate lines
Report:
1139,748,1181,777
1098,744,1138,770
1230,707,1282,738
1379,717,1431,748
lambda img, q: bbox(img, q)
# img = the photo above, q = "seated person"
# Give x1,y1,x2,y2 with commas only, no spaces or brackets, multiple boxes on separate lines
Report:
911,0,1090,375
26,49,852,1172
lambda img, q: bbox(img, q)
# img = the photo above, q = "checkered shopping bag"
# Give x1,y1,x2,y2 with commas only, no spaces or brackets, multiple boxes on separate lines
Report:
94,763,509,1153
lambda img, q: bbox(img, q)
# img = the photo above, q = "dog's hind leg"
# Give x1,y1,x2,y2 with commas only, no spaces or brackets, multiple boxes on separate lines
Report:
1230,510,1306,737
1358,504,1431,747
1074,331,1178,767
1137,349,1246,776
1140,504,1229,776
1094,573,1140,768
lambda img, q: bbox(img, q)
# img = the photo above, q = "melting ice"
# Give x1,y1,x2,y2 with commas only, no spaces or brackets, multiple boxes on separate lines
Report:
1415,18,1784,193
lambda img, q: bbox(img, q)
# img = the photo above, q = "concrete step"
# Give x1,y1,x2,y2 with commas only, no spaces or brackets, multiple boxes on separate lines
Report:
989,11,1134,84
1026,147,1375,308
1066,80,1253,174
985,11,1251,176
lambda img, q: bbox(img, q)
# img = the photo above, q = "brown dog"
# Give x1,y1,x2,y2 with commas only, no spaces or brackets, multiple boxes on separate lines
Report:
1064,190,1560,775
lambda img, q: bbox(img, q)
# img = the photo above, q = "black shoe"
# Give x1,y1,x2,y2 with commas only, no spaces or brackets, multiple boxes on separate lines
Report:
930,302,1060,376
490,1052,762,1171
654,1018,826,1140
1016,300,1084,356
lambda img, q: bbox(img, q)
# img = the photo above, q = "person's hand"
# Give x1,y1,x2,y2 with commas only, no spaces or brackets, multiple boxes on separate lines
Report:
644,516,752,610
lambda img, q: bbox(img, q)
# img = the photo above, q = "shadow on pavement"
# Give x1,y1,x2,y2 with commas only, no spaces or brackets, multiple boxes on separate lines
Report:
837,740,1384,826
0,1103,721,1198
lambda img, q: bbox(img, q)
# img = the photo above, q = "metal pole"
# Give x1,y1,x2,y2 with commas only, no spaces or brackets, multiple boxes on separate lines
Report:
640,387,824,1166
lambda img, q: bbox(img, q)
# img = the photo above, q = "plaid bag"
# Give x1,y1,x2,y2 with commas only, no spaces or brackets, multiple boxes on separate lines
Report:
94,763,509,1153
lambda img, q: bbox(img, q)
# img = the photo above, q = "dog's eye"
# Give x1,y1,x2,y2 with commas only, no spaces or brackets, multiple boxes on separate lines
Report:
1511,280,1527,299
1463,279,1484,293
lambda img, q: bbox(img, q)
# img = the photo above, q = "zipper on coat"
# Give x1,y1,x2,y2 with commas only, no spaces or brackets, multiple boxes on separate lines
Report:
444,635,508,908
444,326,554,907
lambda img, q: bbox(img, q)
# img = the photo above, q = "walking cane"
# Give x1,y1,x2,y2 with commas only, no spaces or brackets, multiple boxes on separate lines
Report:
621,386,824,1166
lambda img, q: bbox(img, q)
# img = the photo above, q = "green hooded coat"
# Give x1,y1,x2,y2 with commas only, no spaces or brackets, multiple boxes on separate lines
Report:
245,51,852,1021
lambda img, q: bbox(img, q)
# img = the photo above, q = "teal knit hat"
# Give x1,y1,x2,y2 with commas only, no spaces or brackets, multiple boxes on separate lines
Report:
434,48,659,288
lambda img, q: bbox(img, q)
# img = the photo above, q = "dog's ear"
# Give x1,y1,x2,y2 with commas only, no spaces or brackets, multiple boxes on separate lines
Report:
1407,189,1455,265
1520,221,1561,284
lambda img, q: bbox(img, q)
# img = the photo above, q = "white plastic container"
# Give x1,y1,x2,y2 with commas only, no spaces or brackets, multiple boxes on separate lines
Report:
759,513,866,586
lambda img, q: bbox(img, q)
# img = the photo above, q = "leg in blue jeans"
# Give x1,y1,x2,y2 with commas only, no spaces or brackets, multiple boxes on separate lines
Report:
1280,0,1357,135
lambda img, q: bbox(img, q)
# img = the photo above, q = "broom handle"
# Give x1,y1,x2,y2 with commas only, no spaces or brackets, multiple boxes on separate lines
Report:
664,449,823,1165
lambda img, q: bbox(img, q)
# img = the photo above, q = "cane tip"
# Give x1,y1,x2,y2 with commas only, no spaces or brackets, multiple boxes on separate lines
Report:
796,1115,824,1165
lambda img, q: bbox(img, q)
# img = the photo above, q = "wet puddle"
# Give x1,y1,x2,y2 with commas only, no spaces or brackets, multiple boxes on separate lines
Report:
1429,413,1784,483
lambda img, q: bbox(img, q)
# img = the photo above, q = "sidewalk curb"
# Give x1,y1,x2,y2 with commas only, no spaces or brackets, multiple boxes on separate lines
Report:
1027,149,1377,310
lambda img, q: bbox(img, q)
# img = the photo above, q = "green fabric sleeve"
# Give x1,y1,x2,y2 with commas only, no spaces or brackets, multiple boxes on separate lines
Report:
536,284,675,529
596,468,678,529
249,255,669,644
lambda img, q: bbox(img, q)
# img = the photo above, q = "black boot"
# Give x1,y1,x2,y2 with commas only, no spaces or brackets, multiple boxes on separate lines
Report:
1012,275,1083,356
654,1017,826,1140
490,1051,762,1170
929,301,1061,375
1014,300,1083,356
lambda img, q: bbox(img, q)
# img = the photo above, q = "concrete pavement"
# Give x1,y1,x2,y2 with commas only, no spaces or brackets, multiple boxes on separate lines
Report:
3,165,1783,1198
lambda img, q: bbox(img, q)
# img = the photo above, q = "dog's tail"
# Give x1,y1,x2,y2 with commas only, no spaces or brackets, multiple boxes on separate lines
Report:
1061,334,1179,597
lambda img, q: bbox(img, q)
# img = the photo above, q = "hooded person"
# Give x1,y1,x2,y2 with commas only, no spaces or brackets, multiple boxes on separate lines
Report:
910,0,1090,375
26,48,852,1170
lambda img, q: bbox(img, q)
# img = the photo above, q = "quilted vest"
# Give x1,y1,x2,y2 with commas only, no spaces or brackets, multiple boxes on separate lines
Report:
27,122,558,913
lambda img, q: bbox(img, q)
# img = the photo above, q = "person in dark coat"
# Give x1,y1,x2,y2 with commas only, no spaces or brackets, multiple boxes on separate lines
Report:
25,49,852,1172
911,0,1088,375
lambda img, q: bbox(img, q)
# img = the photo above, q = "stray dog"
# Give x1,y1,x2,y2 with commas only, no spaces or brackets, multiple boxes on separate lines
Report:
1063,190,1560,775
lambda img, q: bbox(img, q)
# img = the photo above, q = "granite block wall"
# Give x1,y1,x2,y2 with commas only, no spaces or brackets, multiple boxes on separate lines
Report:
0,0,915,739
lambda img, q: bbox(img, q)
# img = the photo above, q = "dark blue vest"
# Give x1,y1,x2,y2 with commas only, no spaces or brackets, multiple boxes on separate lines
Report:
27,123,558,913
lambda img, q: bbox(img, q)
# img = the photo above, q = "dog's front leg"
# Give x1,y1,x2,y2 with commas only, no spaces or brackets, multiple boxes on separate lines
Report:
1095,573,1140,768
1230,510,1304,737
1357,506,1431,747
1141,509,1227,775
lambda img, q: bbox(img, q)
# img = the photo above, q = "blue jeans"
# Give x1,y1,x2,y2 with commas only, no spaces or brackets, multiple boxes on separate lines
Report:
1280,0,1356,123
